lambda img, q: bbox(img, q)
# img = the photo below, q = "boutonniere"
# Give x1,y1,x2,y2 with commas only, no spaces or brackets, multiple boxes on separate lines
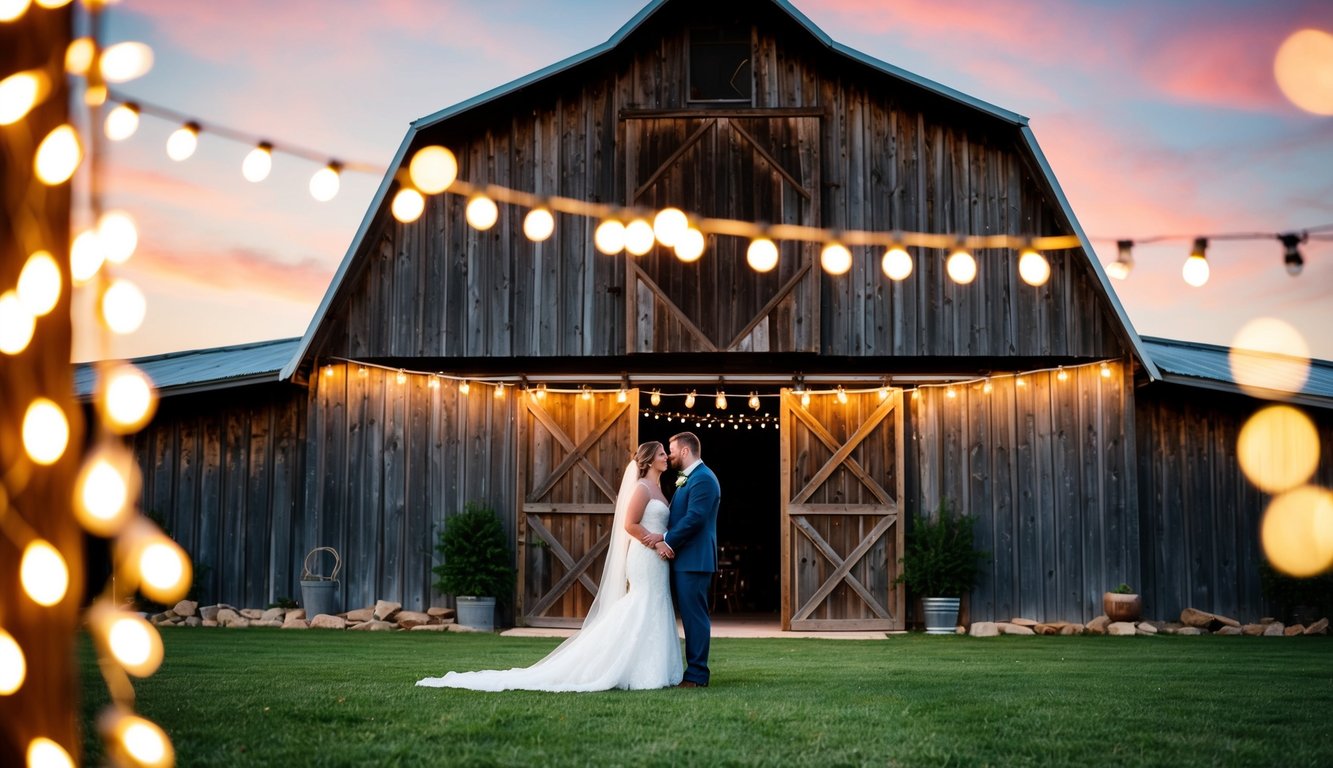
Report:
674,474,688,488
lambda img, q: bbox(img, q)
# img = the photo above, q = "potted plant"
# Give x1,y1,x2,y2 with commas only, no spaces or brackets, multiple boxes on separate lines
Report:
1103,583,1142,622
433,501,516,631
894,500,987,634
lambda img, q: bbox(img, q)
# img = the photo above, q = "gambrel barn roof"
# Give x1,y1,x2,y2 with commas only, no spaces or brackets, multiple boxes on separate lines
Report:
279,0,1159,381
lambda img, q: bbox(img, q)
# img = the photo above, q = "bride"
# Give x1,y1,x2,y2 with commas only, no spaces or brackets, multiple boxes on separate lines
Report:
416,441,683,691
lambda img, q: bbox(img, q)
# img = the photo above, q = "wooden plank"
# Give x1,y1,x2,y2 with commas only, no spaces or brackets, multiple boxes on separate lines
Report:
788,503,900,517
780,390,793,630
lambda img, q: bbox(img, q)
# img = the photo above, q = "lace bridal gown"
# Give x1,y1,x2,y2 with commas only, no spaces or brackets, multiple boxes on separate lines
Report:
417,470,683,692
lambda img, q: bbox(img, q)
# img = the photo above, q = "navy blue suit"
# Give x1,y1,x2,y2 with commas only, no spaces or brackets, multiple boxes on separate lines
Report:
664,462,720,685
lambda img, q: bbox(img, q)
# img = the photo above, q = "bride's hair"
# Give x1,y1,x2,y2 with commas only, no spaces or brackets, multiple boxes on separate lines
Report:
633,441,662,478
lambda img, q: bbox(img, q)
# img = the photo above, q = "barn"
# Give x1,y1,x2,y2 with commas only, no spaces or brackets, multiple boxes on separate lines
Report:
84,0,1333,630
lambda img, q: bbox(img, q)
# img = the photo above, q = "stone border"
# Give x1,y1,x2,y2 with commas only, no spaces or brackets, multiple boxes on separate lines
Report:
966,608,1328,637
149,599,476,632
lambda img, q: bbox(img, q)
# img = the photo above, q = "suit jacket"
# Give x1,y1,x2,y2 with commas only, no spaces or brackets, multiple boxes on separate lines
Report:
665,462,721,573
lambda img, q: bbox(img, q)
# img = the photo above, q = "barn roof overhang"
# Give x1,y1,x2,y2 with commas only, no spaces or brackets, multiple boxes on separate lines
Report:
280,0,1159,381
1141,336,1333,410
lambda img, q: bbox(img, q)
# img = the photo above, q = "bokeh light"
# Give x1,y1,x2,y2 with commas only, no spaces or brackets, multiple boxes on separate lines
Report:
0,628,24,695
593,219,626,255
18,250,61,316
1274,29,1333,115
241,144,273,183
1261,486,1333,577
408,146,458,193
34,124,81,185
104,103,140,141
882,245,912,281
465,194,499,230
75,446,137,537
1229,317,1311,396
98,609,164,678
165,124,198,161
101,710,174,768
820,242,852,275
673,227,705,262
71,228,105,284
102,279,147,335
98,210,138,264
1018,248,1050,286
103,363,158,433
25,737,73,768
64,38,95,77
23,397,68,465
0,69,48,126
1181,253,1209,287
137,536,192,604
523,207,555,241
946,248,977,284
1237,405,1319,494
0,290,35,355
653,208,688,247
21,540,68,607
624,218,655,256
391,188,425,223
309,165,341,202
0,0,33,23
747,237,778,272
99,41,154,83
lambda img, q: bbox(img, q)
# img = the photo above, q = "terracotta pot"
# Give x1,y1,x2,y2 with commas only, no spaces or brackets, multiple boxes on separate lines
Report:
1103,592,1142,622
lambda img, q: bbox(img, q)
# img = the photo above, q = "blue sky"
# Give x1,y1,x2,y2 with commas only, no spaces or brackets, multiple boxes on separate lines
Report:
83,0,1333,361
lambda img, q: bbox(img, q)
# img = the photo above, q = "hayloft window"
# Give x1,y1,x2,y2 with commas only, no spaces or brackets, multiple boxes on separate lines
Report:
688,25,752,103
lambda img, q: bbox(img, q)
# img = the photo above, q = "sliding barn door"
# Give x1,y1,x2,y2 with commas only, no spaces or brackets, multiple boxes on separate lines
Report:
516,390,638,627
780,388,905,630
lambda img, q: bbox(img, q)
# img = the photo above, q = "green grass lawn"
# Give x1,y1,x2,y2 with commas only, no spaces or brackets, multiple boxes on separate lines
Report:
79,629,1332,767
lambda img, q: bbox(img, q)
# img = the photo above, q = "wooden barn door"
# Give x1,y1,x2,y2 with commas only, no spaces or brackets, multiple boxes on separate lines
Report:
622,114,821,353
516,390,638,627
780,388,906,630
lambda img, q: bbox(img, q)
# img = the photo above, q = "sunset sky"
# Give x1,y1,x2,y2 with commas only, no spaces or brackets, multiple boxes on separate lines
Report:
82,0,1333,362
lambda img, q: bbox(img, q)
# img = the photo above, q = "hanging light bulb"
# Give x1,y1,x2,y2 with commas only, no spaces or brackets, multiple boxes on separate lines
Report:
65,37,95,76
396,369,407,385
624,218,655,256
800,391,811,408
0,627,24,695
458,380,470,395
1057,366,1068,382
747,237,779,272
748,392,760,410
493,383,506,399
165,122,200,161
1017,246,1050,287
71,228,105,285
466,193,499,230
878,382,890,401
946,386,957,399
523,207,555,242
0,291,34,355
118,519,191,604
18,250,60,317
1182,237,1209,287
0,69,50,126
650,389,661,407
946,245,977,284
820,241,852,275
21,540,68,607
357,366,369,378
99,709,174,768
593,219,626,255
409,146,458,193
982,379,993,394
102,363,157,433
102,278,147,334
836,385,848,404
22,397,68,465
1278,233,1306,276
653,208,688,247
581,385,592,401
35,124,81,185
684,390,697,409
674,227,705,262
99,41,154,83
1100,362,1112,379
428,374,440,389
26,738,73,768
104,102,140,140
715,389,727,410
391,187,425,223
92,605,164,678
310,162,342,202
1105,240,1134,280
617,386,628,404
882,244,912,280
98,210,138,264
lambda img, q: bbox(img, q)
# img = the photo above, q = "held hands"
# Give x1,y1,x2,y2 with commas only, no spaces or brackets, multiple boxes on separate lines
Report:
641,532,664,548
654,541,674,560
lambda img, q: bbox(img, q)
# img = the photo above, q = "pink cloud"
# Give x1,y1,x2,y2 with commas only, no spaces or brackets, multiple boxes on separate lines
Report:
130,242,334,305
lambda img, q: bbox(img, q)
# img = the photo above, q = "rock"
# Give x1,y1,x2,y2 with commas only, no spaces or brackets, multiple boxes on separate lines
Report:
345,607,374,622
1085,616,1110,635
1242,623,1266,636
281,617,309,630
1259,617,1276,624
200,605,220,622
254,620,284,628
969,622,999,637
173,600,198,618
997,622,1035,636
409,624,450,632
1284,624,1305,636
426,607,455,619
261,607,286,623
1214,614,1240,628
1059,624,1082,636
184,617,202,628
1215,626,1243,636
287,608,306,621
395,611,432,629
1173,627,1208,636
1180,607,1222,629
225,618,251,629
1304,618,1328,635
1010,618,1039,627
216,608,241,626
239,608,264,620
309,614,347,630
1135,622,1158,635
202,620,218,628
350,620,396,632
374,600,403,622
1035,623,1061,635
1263,622,1286,637
1108,622,1137,636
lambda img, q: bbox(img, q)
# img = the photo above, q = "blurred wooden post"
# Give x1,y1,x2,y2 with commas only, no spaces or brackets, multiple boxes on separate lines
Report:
1,4,84,763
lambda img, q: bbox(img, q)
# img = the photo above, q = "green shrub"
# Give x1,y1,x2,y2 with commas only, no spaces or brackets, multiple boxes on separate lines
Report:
432,501,516,601
1112,583,1135,595
894,500,988,597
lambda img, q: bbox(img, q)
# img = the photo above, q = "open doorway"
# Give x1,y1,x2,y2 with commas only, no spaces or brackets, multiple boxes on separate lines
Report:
638,387,781,616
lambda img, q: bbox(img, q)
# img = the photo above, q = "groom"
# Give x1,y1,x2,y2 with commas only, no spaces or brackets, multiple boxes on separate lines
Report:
649,431,720,688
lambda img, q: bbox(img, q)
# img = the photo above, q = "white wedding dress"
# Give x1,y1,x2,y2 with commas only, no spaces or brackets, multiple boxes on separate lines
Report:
417,477,683,692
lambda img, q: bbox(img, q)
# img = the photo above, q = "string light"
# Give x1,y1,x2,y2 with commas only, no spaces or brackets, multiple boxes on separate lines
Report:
1100,362,1112,379
165,121,199,161
34,124,82,185
624,218,656,256
428,374,441,389
650,389,661,407
395,369,407,385
75,445,137,537
1279,232,1306,276
653,208,688,247
1182,237,1210,287
581,385,592,401
836,385,848,404
715,388,727,410
493,382,506,398
946,244,977,284
459,380,470,395
104,101,139,140
98,41,154,83
97,210,138,264
523,207,555,241
820,240,852,275
391,187,425,223
594,219,626,255
747,237,779,272
1057,366,1068,382
800,391,812,408
1017,245,1050,287
617,383,628,403
673,227,705,262
25,738,73,768
685,390,696,409
748,392,761,410
0,69,50,125
21,540,69,607
70,228,104,284
309,162,342,202
102,278,147,334
0,291,35,354
465,192,499,230
22,398,68,465
1105,240,1134,280
408,145,458,193
102,364,157,433
0,628,25,695
882,244,912,280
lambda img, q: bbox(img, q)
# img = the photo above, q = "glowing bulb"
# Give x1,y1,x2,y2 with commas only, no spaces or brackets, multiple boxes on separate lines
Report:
1238,405,1320,494
946,248,977,284
1262,486,1333,577
674,227,705,262
166,123,199,161
0,0,32,22
617,387,628,404
23,398,68,465
98,210,138,264
109,714,173,768
1018,248,1050,286
800,391,811,408
837,386,849,404
65,38,95,76
0,628,25,695
1182,255,1209,287
685,391,696,409
594,219,626,254
466,194,499,230
36,0,74,8
624,218,655,256
747,238,779,272
428,375,440,389
0,70,48,125
71,228,105,284
104,364,157,433
102,279,147,334
99,41,154,83
21,540,67,607
76,448,136,536
0,291,34,355
1056,367,1068,382
493,383,505,399
820,242,852,275
1274,29,1333,115
1016,377,1026,388
748,392,760,410
310,163,341,201
357,366,368,378
1229,318,1310,396
35,124,81,185
715,392,727,410
534,383,547,400
242,143,273,182
650,389,661,407
1104,260,1131,280
104,103,140,140
396,369,407,385
523,207,555,241
982,380,993,394
581,386,592,401
882,245,912,280
105,612,163,677
1100,362,1112,379
408,146,458,193
392,188,426,223
459,380,470,395
653,208,688,247
26,737,73,768
1106,240,1134,280
137,536,191,604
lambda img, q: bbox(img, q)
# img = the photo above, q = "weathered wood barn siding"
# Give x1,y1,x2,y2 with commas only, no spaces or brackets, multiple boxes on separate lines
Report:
910,363,1136,622
1135,385,1333,621
305,363,516,613
131,384,306,608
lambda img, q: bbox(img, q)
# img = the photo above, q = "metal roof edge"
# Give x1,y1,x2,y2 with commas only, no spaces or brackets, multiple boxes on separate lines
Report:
1154,372,1333,411
1018,125,1161,381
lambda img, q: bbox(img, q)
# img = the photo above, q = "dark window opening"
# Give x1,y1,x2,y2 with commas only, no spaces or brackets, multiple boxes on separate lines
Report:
689,25,753,103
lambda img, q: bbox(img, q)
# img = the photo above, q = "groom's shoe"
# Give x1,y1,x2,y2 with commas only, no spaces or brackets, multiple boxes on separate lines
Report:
676,681,707,688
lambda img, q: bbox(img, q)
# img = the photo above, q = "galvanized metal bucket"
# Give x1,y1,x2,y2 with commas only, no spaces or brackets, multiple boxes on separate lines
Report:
300,547,342,619
922,597,961,634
